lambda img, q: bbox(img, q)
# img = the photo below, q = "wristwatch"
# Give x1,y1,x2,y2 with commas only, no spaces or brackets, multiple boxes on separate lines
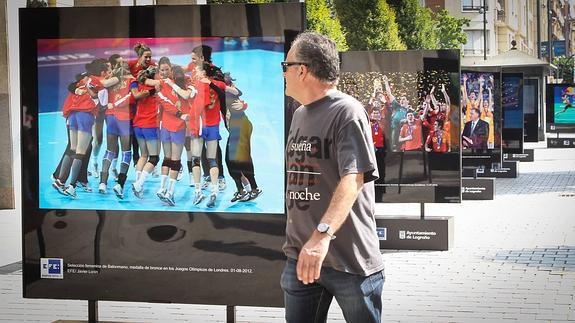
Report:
317,223,335,239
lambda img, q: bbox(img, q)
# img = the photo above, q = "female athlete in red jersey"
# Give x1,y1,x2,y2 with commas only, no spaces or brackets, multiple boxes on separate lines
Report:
185,45,228,192
53,59,119,198
130,66,160,199
128,43,156,169
200,62,240,208
144,57,194,206
98,61,135,199
188,65,212,205
129,42,155,78
89,58,114,180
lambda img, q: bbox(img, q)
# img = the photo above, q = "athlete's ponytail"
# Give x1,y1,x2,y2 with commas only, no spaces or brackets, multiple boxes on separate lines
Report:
134,42,151,58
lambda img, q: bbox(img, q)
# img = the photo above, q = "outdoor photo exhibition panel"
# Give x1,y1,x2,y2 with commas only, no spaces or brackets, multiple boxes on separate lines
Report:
339,50,461,204
501,73,524,155
523,78,539,142
460,68,503,169
546,83,575,133
20,3,304,307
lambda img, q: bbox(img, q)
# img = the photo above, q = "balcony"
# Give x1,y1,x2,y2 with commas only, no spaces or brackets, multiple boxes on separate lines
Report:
496,0,505,22
462,0,488,11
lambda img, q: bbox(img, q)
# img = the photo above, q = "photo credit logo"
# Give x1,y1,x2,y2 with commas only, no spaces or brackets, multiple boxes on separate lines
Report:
40,258,63,279
376,227,387,241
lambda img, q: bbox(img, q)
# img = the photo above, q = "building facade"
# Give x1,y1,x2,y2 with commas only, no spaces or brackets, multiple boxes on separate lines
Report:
423,0,575,59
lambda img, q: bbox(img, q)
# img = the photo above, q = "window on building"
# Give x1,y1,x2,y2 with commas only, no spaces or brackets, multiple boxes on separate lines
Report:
464,30,489,55
462,0,488,11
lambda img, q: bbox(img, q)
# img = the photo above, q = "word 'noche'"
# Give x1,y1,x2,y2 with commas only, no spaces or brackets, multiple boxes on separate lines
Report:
286,188,321,201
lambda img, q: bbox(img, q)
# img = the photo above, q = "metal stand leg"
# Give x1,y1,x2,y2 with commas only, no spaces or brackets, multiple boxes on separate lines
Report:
398,151,404,194
227,305,236,323
420,203,425,220
88,300,98,323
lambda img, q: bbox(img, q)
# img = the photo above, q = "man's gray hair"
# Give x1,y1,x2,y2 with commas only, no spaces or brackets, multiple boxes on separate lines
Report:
292,31,339,84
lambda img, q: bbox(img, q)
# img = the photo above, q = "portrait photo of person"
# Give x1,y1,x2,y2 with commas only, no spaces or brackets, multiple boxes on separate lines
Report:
462,107,489,149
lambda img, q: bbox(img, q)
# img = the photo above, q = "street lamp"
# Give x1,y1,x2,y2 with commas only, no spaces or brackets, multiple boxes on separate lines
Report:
478,0,488,60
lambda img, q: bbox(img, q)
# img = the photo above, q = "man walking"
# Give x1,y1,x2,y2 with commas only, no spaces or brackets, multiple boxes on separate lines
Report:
282,31,385,323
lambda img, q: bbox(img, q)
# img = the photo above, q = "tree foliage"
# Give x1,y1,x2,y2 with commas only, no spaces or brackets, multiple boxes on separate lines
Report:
335,0,406,51
434,9,470,50
554,56,575,83
388,0,438,50
306,0,348,51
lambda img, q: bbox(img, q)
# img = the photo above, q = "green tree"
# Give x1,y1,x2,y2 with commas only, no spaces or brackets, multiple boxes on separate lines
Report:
335,0,406,51
554,56,575,83
434,9,469,50
306,0,349,51
388,0,438,50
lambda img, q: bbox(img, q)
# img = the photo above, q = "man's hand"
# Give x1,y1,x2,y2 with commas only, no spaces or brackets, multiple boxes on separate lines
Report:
296,231,331,284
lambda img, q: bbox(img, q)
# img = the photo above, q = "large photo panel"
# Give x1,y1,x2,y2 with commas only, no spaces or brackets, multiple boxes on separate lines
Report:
340,50,461,203
460,69,503,168
38,37,284,214
545,83,575,133
21,4,304,307
502,73,524,154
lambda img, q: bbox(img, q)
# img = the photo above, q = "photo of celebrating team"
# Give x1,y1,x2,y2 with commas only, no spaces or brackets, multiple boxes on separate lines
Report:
38,37,284,214
339,70,457,155
339,68,461,203
460,72,499,151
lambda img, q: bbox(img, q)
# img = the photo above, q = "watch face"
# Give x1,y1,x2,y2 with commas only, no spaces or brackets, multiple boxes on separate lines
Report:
317,223,329,233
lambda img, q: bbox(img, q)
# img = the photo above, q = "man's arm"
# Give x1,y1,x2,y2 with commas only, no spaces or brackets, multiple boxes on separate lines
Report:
297,172,364,285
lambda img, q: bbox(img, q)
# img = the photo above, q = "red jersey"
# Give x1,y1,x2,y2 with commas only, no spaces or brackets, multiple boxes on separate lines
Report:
400,119,423,151
371,121,384,148
186,62,196,75
425,109,439,129
204,80,226,127
426,130,448,153
128,59,156,78
189,80,211,136
108,76,135,121
157,80,186,132
179,76,193,120
132,81,159,128
69,76,104,115
62,93,74,118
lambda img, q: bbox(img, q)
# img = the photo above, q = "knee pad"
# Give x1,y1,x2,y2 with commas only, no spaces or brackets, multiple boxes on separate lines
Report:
171,160,182,172
208,158,218,169
73,153,85,161
104,150,117,162
148,155,160,166
192,157,201,168
162,158,171,168
66,148,76,156
121,150,132,165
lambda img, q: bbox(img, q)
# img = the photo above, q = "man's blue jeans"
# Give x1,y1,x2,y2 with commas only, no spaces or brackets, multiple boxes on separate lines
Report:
281,258,384,323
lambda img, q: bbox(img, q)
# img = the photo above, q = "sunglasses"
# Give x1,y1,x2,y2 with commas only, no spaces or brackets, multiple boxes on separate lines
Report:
281,61,308,73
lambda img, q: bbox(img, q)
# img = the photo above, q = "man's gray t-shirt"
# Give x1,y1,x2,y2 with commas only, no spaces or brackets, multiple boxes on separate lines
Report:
284,90,384,276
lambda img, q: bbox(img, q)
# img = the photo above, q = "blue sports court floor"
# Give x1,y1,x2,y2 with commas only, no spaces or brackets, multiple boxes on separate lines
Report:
38,44,285,214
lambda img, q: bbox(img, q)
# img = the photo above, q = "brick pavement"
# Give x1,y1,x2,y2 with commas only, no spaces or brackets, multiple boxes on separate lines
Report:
1,145,574,322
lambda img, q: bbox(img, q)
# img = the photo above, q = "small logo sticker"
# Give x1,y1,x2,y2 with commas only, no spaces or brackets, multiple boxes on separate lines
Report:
40,258,63,279
376,227,387,241
399,230,406,240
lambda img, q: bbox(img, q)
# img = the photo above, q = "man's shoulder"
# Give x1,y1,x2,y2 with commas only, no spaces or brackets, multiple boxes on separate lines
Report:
329,91,367,117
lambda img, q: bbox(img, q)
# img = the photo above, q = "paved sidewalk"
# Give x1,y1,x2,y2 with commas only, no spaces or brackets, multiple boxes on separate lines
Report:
1,145,574,322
